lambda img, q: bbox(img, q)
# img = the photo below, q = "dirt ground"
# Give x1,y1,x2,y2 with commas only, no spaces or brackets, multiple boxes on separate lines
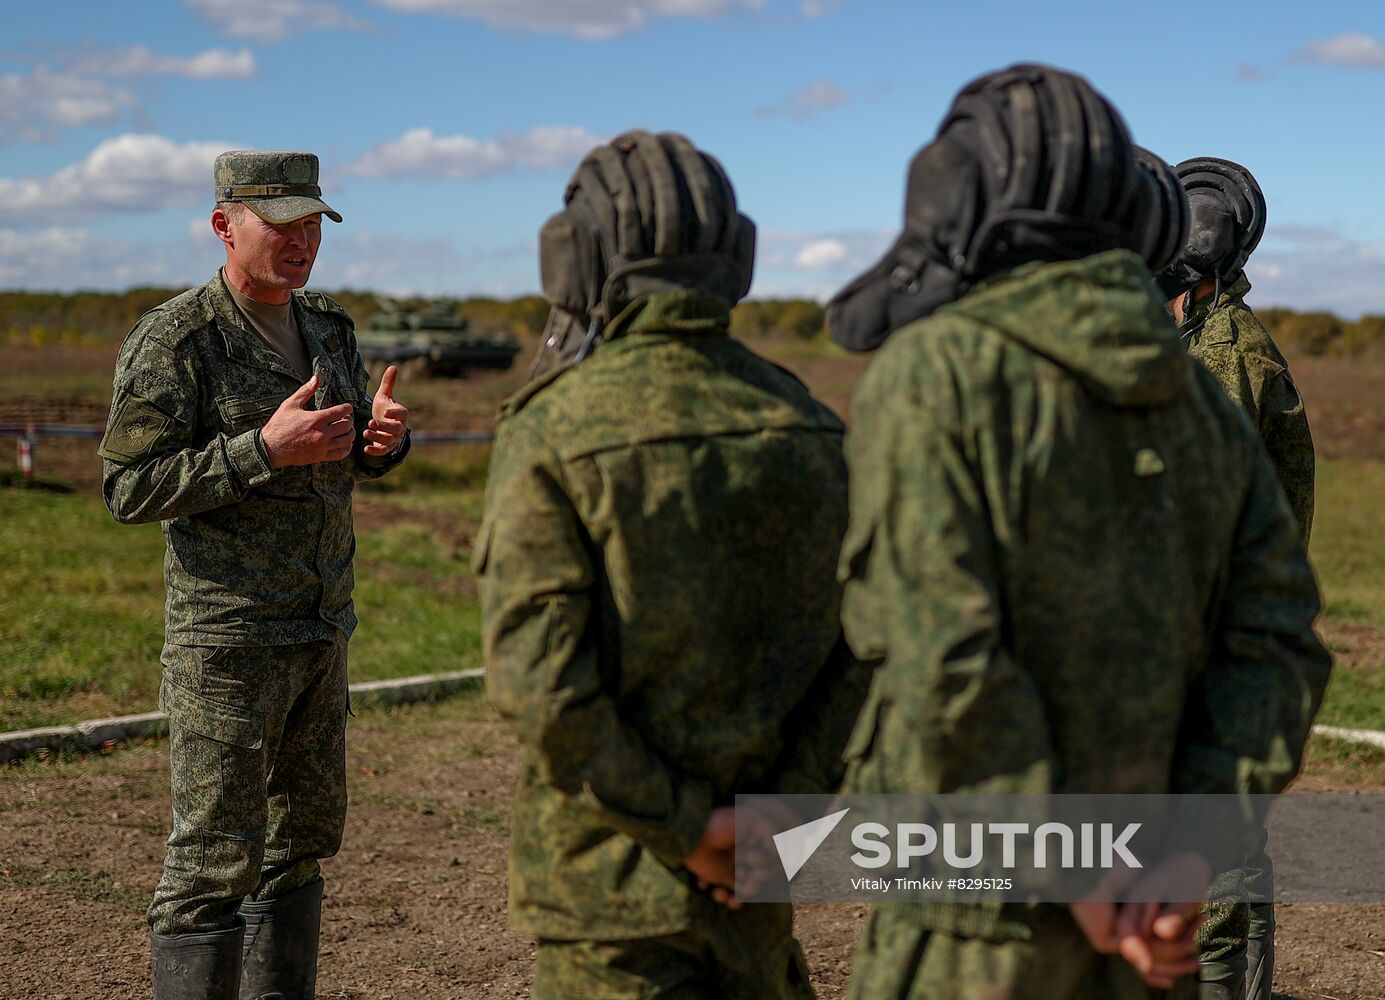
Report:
2,694,1383,1000
3,345,1384,998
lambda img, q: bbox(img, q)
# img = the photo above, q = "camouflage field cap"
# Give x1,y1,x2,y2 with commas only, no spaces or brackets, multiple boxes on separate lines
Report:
214,150,342,224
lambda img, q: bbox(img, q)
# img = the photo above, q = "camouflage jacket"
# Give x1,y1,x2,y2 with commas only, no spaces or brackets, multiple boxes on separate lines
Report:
100,271,409,647
1184,275,1315,543
476,290,866,941
839,251,1332,940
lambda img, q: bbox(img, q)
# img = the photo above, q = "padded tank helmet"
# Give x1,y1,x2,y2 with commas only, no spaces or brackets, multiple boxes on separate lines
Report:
530,130,756,377
828,64,1171,353
1155,156,1267,302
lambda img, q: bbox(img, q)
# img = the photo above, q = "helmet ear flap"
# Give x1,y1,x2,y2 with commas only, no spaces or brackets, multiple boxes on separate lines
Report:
729,212,756,302
539,209,604,322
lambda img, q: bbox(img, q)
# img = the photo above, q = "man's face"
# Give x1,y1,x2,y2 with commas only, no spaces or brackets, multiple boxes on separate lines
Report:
215,207,323,299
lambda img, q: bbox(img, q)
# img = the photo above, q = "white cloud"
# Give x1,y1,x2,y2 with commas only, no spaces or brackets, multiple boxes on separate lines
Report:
1235,62,1271,82
0,134,232,225
185,0,369,42
752,227,894,299
0,224,537,297
1293,32,1385,68
1248,225,1385,318
70,46,258,79
0,225,224,290
793,238,848,270
370,0,761,39
755,79,850,121
346,125,601,180
0,68,135,141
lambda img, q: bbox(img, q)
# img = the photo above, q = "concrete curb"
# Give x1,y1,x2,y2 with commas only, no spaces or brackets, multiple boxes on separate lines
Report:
3,678,1381,765
1312,724,1385,753
0,668,484,764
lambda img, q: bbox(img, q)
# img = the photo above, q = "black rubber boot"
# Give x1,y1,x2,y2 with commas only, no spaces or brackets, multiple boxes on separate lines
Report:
151,922,245,1000
238,876,324,1000
1244,905,1275,1000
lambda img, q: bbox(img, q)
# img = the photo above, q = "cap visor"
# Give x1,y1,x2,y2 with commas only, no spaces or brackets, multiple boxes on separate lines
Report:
243,195,342,224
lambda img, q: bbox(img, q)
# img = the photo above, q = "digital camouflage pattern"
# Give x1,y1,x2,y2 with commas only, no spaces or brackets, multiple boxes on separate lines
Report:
1184,275,1314,543
148,636,348,935
849,904,1196,1000
837,250,1331,996
213,149,341,224
476,290,868,946
533,904,812,1000
100,270,410,647
1185,273,1311,998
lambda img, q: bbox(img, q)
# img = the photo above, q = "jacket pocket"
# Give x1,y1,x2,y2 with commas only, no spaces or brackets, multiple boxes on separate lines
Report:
160,679,265,749
216,393,284,432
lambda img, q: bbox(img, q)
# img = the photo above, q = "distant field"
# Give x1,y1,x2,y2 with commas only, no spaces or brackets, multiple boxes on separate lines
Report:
0,445,492,730
0,343,1382,733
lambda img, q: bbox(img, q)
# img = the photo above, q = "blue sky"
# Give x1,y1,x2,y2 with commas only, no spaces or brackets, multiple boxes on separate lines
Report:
2,0,1383,313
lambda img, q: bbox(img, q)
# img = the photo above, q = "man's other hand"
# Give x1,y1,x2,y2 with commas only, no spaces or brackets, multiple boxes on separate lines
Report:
261,374,355,468
364,364,409,456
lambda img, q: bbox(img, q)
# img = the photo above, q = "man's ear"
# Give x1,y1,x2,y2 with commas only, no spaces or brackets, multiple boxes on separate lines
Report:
210,208,234,248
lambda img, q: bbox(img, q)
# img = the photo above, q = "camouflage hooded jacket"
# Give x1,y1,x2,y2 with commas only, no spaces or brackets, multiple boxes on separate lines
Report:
475,290,868,941
100,271,409,646
839,250,1332,940
1184,274,1315,543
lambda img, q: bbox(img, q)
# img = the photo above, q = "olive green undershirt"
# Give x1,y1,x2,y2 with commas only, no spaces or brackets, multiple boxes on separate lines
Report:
224,270,313,381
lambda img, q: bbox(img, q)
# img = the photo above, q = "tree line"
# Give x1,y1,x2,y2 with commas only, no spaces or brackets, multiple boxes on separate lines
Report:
2,287,1383,358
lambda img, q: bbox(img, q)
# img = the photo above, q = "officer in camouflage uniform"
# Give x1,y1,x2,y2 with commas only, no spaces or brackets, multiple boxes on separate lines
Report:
826,66,1331,1000
100,151,411,1000
476,130,869,999
1156,158,1313,1000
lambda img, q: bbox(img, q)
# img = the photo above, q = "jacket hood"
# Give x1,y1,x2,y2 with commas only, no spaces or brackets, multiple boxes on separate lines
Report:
942,249,1190,407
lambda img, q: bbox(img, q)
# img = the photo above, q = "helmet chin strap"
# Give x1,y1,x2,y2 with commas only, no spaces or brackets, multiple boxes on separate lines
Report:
1178,273,1221,341
573,317,605,363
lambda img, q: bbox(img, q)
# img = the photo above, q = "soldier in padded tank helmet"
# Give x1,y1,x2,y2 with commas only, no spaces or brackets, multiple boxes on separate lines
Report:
1156,157,1314,545
827,65,1330,999
1153,156,1313,1000
474,129,870,999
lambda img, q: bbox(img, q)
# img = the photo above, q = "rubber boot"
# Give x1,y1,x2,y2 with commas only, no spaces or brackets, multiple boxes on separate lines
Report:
151,922,245,1000
238,876,324,1000
1243,904,1275,1000
1199,946,1247,1000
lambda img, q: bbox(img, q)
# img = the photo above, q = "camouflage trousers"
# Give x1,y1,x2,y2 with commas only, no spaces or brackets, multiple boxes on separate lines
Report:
1198,829,1273,998
847,904,1198,1000
147,636,349,935
532,903,813,1000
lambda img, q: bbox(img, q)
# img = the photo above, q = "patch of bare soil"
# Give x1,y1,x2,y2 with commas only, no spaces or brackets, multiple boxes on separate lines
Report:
1320,621,1385,676
3,697,1383,999
1290,354,1385,463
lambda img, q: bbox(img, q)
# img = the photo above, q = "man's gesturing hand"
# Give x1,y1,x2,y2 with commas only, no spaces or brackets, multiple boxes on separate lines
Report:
261,374,355,469
364,364,409,456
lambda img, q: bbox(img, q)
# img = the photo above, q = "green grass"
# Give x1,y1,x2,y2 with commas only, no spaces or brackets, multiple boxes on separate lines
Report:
2,448,1384,735
1310,458,1385,630
0,447,491,730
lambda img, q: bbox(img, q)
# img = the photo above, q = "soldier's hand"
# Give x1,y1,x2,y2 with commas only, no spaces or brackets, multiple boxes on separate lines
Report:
261,374,356,468
685,807,740,909
364,364,409,456
1112,853,1210,988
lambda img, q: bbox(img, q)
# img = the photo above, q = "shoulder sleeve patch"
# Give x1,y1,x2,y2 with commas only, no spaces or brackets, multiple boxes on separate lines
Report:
98,394,182,463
